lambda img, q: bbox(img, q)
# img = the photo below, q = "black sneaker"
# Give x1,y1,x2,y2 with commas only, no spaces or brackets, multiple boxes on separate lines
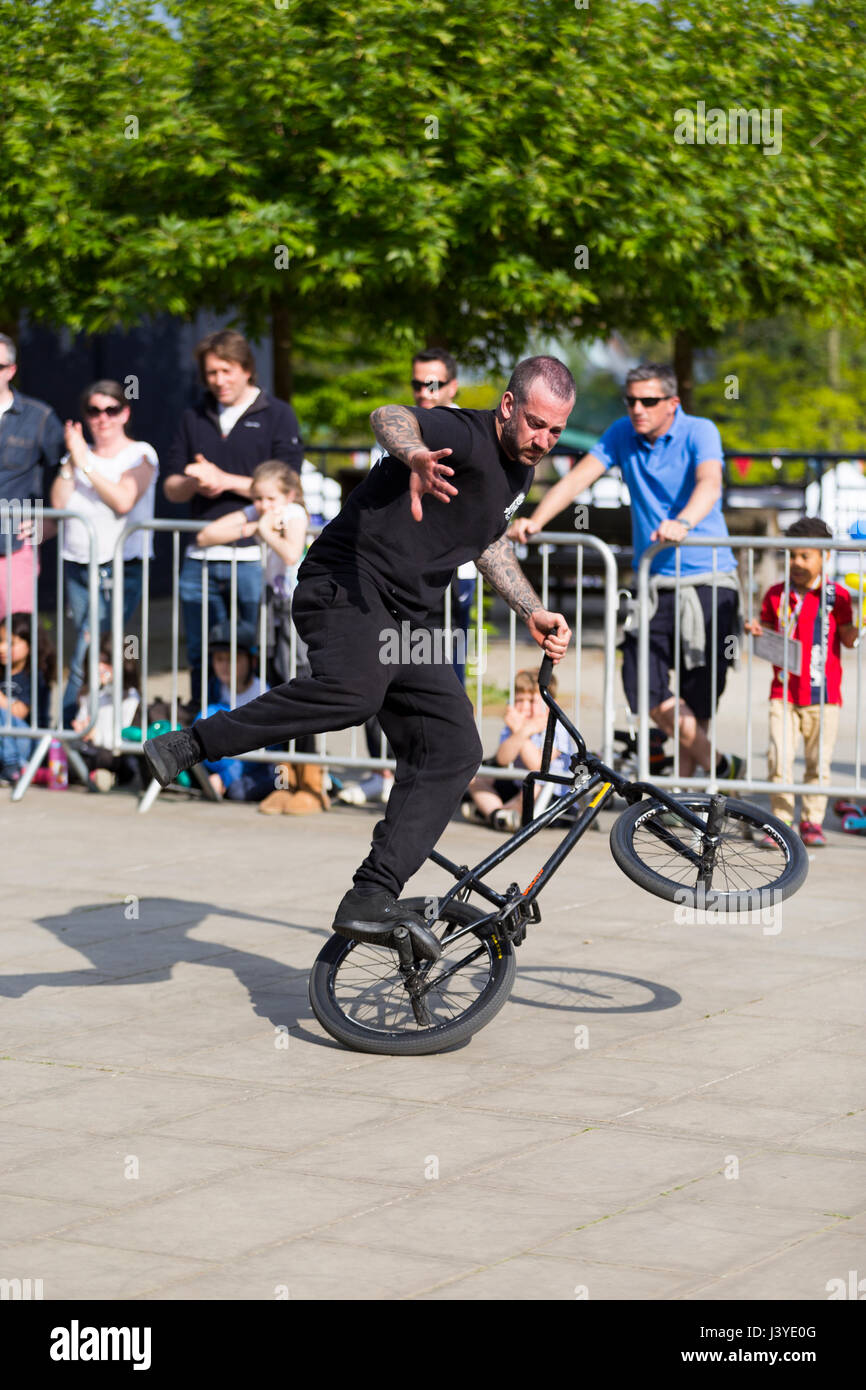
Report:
332,888,442,961
143,727,205,788
717,752,745,781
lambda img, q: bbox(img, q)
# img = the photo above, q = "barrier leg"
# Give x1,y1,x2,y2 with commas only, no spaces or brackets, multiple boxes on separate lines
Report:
138,777,163,814
11,734,51,802
66,746,91,788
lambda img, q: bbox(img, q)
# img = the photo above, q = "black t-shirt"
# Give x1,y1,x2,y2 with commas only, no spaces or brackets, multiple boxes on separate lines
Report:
300,407,532,620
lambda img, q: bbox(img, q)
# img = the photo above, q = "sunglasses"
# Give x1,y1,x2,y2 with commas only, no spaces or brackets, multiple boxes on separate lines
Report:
411,378,450,392
85,403,124,418
623,394,672,409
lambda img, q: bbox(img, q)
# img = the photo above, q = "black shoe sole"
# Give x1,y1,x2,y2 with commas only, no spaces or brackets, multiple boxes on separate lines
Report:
143,739,176,789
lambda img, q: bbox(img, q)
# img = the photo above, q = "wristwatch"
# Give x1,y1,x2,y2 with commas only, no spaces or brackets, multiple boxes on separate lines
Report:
676,516,693,529
81,459,94,478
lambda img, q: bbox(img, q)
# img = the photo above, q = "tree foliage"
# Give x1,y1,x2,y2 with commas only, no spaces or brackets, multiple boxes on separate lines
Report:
1,0,864,438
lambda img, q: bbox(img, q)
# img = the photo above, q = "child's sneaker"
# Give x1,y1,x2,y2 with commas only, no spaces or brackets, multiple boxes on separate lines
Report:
717,752,745,781
799,820,827,847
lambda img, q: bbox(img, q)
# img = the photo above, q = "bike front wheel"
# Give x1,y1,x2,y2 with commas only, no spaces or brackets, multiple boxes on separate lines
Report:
308,897,517,1055
610,795,808,910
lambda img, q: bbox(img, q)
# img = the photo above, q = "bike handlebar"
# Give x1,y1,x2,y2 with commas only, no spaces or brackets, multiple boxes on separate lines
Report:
538,654,554,690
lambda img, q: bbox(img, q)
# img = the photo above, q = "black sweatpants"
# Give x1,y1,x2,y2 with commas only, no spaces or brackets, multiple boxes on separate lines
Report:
194,571,483,898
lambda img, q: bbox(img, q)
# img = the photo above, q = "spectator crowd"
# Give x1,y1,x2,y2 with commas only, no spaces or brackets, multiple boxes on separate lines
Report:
0,329,862,845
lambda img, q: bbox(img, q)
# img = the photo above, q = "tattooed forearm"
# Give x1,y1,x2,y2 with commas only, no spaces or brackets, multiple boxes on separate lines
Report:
476,534,543,622
370,405,424,464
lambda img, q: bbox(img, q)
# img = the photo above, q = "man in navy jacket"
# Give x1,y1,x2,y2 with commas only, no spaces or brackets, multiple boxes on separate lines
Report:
163,329,304,703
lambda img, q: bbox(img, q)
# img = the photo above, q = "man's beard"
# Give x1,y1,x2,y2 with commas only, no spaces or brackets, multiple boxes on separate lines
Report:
499,410,540,464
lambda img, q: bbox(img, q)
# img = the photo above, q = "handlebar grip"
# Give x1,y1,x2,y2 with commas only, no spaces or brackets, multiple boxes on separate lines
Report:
539,655,554,690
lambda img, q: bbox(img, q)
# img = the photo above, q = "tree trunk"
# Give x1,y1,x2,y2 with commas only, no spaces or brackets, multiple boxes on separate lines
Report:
673,329,694,412
271,296,293,401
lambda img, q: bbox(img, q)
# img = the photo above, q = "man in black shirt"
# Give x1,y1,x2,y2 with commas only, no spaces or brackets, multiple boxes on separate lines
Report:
145,356,575,957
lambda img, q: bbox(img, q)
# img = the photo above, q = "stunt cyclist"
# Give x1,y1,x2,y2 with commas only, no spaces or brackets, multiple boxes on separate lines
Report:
144,356,575,959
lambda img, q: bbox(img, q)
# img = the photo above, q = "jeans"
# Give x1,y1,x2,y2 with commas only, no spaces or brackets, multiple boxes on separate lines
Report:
0,712,35,772
179,553,262,705
62,560,143,727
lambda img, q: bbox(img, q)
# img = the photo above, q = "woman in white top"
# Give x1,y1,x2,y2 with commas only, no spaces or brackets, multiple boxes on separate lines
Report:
50,379,158,725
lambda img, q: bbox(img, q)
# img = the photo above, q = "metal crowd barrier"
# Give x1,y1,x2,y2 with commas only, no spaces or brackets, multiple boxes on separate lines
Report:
636,536,866,798
2,509,100,802
107,522,620,812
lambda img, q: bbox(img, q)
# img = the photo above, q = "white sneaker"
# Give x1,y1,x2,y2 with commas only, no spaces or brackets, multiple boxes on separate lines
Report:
336,783,367,805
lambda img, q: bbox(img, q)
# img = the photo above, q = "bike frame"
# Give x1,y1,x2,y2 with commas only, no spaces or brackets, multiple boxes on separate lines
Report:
428,656,725,950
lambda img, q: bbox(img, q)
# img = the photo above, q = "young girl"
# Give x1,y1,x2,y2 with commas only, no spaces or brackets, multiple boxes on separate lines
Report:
197,621,275,802
71,635,142,791
0,612,55,785
462,669,575,830
196,460,328,814
196,459,309,685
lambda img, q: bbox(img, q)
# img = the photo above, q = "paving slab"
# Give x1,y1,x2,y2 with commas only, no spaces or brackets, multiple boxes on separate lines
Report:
1,774,864,1302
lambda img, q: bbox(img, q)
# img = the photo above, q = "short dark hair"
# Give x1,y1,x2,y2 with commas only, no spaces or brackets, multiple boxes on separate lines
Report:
505,355,576,408
785,516,834,540
195,329,257,386
412,347,457,381
625,363,678,397
80,379,127,415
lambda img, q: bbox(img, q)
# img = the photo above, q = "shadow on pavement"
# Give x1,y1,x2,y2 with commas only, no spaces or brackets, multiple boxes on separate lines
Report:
0,897,332,1038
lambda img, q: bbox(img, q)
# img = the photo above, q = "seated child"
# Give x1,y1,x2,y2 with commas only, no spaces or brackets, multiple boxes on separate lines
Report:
71,634,142,791
0,611,54,785
197,621,275,802
744,516,860,846
463,668,575,830
196,461,326,812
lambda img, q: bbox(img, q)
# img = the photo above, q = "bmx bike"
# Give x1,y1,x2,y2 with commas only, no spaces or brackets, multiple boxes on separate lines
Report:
309,657,809,1055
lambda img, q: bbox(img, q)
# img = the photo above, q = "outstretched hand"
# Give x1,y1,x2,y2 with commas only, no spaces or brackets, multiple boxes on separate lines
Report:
526,608,572,663
407,447,456,522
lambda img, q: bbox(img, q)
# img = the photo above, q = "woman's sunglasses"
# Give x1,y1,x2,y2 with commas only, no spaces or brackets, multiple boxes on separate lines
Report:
85,403,124,418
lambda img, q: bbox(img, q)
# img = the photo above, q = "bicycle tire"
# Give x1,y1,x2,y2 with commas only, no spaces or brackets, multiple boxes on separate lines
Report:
610,794,808,910
308,897,517,1055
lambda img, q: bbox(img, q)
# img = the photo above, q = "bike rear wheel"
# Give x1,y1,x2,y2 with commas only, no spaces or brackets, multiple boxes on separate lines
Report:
308,897,516,1055
610,795,808,910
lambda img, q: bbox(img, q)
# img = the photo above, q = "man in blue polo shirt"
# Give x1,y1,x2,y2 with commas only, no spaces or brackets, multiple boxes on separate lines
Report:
510,362,742,779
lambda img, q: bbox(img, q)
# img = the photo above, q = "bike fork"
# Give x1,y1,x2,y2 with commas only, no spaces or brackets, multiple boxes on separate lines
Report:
393,926,434,1027
698,794,726,890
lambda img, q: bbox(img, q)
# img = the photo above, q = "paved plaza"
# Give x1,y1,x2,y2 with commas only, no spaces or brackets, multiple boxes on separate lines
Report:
1,700,864,1303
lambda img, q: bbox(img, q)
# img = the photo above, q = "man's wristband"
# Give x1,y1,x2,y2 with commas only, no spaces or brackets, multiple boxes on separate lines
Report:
676,516,693,530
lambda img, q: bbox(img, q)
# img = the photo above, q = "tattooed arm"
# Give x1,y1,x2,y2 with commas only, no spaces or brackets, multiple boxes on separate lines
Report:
369,404,457,521
477,534,572,660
